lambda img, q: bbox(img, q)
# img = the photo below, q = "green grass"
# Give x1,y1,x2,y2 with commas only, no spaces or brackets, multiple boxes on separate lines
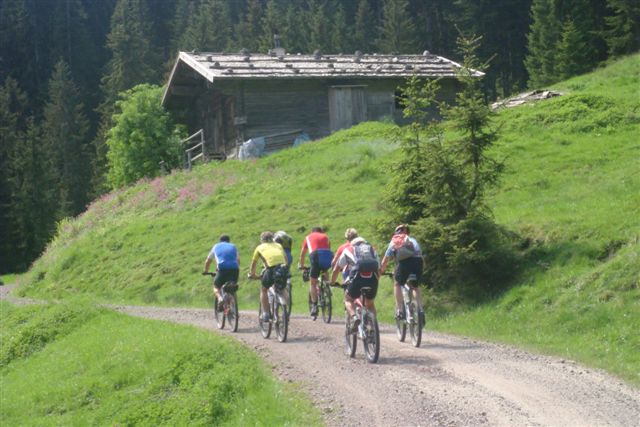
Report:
0,302,322,426
430,53,640,384
16,54,640,385
0,274,18,285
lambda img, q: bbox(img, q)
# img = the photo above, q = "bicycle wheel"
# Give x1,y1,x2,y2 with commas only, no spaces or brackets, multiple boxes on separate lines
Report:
214,296,225,329
395,309,407,342
226,293,239,333
321,282,332,323
362,312,380,363
258,303,271,339
286,278,292,316
345,315,357,358
275,302,288,343
409,301,422,348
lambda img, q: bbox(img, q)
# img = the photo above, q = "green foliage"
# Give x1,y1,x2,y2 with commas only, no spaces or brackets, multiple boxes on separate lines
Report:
354,0,377,53
178,0,232,52
377,0,417,53
106,84,185,188
42,59,92,217
603,0,640,56
525,0,561,88
0,304,322,425
383,34,515,293
0,77,29,273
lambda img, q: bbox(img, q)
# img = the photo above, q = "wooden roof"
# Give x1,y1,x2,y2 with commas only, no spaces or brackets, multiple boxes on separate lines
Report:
163,50,481,106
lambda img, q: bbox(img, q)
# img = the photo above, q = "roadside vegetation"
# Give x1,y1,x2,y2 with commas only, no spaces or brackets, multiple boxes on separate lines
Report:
13,54,640,384
0,301,322,426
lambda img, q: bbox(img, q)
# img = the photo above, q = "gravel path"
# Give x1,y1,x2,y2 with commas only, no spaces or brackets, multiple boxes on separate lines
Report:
112,304,639,427
3,285,639,426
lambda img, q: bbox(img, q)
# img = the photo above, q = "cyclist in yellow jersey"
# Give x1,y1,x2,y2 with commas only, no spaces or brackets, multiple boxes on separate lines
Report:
249,231,289,322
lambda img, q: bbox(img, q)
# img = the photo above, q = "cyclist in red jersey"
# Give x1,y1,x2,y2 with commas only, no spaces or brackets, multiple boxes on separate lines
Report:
298,226,333,317
331,228,359,279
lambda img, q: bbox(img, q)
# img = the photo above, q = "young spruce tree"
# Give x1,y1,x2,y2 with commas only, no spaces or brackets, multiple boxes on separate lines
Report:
381,34,515,294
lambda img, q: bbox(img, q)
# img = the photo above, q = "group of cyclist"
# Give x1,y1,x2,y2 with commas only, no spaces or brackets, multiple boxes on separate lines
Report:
203,224,424,329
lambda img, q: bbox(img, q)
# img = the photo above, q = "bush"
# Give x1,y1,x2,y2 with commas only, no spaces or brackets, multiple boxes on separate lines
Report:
413,214,519,297
106,84,185,188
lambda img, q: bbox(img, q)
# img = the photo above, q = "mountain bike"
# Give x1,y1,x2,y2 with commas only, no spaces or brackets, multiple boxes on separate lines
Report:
248,271,289,343
286,272,292,316
333,282,380,363
203,272,239,332
302,267,332,323
385,272,424,347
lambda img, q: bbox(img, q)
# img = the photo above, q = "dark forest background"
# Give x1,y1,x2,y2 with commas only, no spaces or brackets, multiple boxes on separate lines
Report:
1,0,638,273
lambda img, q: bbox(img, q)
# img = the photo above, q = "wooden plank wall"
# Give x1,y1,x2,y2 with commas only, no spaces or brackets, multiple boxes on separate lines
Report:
193,77,459,153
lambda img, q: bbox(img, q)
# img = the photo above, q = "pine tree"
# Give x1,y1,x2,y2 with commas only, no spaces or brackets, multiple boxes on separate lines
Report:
307,0,331,53
525,0,561,88
603,0,640,56
101,0,161,106
48,0,98,94
556,20,593,79
180,0,232,52
413,0,457,56
377,0,418,54
353,0,377,53
330,2,350,53
453,0,532,98
282,3,308,53
235,0,264,52
0,78,29,273
9,119,59,268
93,0,162,194
258,0,284,53
42,60,91,218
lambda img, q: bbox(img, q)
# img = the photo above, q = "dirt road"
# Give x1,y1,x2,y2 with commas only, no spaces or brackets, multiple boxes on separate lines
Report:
111,304,640,427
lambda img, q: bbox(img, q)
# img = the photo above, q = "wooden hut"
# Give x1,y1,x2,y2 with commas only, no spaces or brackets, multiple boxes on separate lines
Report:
162,49,475,159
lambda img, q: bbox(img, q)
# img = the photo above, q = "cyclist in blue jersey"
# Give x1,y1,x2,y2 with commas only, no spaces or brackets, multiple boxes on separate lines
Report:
203,234,240,309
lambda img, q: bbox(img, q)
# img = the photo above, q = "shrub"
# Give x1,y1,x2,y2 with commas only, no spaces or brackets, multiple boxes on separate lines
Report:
106,84,185,188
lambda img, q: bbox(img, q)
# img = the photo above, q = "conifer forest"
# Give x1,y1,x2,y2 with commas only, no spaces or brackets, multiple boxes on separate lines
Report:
1,0,638,273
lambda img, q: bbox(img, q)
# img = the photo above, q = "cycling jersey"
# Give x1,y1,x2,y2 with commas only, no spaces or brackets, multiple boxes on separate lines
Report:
336,238,379,280
252,242,287,268
302,232,330,253
333,241,352,279
384,235,422,259
208,242,239,270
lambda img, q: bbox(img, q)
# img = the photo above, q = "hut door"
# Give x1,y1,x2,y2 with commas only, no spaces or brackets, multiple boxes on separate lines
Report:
329,86,367,132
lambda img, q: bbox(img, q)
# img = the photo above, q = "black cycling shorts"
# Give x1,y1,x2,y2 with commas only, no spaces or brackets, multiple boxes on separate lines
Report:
214,268,239,288
261,266,278,289
394,257,423,286
346,275,379,300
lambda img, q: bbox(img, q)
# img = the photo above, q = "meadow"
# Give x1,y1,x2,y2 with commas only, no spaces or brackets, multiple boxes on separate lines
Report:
0,301,322,426
11,54,640,386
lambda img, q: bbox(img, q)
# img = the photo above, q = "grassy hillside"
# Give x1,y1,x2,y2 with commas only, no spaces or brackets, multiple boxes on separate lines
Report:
432,54,640,384
0,301,321,426
16,54,640,383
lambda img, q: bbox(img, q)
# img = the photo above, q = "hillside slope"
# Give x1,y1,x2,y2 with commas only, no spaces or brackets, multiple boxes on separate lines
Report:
18,54,640,383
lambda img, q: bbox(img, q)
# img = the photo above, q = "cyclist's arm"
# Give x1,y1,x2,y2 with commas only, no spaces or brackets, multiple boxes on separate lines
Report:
298,238,309,268
249,248,260,277
204,257,213,274
379,255,390,275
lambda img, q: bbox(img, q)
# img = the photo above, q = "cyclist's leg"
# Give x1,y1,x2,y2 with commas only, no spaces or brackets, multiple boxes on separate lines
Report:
309,252,321,304
363,276,378,315
394,261,411,316
213,272,224,302
260,270,272,316
344,283,358,317
408,257,424,313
